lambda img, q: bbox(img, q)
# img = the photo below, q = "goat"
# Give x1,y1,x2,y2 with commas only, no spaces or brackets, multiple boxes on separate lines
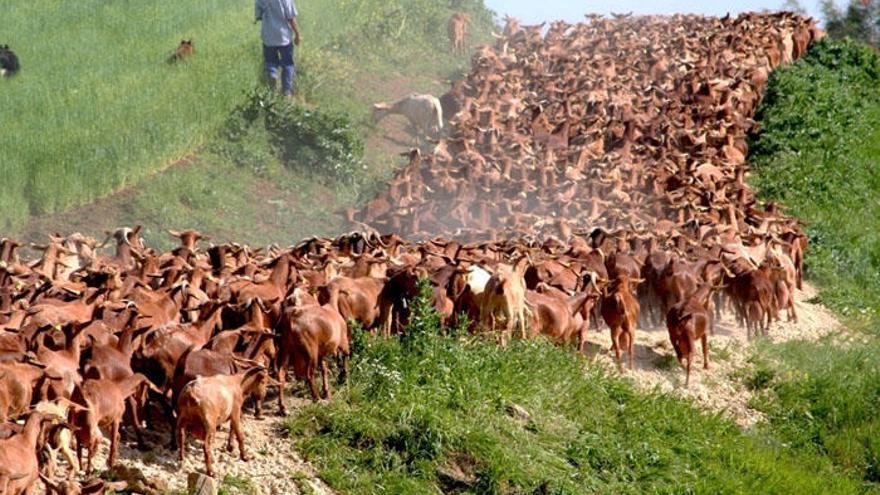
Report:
480,256,530,346
175,367,274,477
372,94,443,140
601,275,641,371
665,284,714,387
275,294,349,410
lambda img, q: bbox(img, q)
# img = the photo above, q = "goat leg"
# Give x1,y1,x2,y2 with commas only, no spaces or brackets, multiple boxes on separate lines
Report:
108,420,120,469
611,327,623,372
60,435,80,479
44,446,57,480
232,411,248,462
176,426,186,464
126,396,147,450
276,352,289,416
225,428,235,453
321,359,332,400
307,362,321,402
204,432,214,478
702,334,709,370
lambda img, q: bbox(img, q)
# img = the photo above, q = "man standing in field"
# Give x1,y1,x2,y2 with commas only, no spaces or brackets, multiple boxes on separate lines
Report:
255,0,302,97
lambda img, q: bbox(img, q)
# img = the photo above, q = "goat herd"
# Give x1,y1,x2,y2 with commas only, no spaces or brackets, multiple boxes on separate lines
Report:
1,11,821,495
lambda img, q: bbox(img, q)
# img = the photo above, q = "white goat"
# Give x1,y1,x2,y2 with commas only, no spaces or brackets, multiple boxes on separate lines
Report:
372,94,443,141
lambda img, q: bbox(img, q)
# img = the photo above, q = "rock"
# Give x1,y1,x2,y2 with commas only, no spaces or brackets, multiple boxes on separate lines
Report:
436,453,478,492
107,465,168,495
506,403,531,422
188,473,218,495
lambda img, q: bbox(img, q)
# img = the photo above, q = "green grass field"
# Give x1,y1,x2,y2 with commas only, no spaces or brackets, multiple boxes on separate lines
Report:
1,0,494,233
10,6,880,493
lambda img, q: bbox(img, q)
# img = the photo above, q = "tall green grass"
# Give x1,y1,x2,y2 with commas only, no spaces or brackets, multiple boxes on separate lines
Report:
0,0,494,232
287,288,860,494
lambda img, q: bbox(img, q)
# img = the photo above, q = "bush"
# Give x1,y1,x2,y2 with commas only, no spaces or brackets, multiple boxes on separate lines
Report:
220,88,365,187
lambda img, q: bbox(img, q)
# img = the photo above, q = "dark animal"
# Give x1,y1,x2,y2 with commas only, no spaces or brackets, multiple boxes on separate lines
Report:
0,45,20,77
168,40,195,63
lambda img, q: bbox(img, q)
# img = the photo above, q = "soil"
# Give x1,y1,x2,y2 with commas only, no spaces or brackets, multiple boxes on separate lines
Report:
46,394,334,495
584,283,839,427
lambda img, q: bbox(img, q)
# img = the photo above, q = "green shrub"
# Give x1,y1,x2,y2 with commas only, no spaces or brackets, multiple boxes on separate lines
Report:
220,89,365,187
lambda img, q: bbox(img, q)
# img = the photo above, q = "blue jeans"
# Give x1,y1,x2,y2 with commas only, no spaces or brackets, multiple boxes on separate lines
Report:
263,44,295,96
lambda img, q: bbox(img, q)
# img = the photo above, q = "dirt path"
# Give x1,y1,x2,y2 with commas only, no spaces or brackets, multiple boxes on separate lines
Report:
68,395,334,495
585,283,839,427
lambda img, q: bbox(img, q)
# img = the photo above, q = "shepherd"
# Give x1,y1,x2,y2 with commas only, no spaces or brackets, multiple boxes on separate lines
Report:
255,0,302,98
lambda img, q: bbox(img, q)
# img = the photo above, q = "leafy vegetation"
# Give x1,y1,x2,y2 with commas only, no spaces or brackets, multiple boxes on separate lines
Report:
820,0,880,47
286,288,860,494
751,38,880,319
219,89,365,186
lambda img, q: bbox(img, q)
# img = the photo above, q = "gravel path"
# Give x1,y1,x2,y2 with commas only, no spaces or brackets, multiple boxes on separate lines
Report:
585,283,839,427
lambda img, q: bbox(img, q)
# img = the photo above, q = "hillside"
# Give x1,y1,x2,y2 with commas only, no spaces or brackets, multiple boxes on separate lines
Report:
3,0,495,247
6,6,880,495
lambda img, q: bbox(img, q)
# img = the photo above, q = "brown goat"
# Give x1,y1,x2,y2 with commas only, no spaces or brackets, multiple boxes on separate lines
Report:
480,256,530,346
601,275,641,371
275,296,349,411
665,284,714,387
175,367,274,477
70,374,157,473
0,411,55,495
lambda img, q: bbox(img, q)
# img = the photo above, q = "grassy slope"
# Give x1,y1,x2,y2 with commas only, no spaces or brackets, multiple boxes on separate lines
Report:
3,0,494,241
286,290,861,494
1,0,258,229
745,38,880,487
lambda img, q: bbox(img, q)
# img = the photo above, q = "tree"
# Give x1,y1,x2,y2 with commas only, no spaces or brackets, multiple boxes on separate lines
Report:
821,0,880,47
781,0,808,15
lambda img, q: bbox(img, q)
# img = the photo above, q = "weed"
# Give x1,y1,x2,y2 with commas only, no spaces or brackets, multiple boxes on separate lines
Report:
221,474,253,493
653,353,680,371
